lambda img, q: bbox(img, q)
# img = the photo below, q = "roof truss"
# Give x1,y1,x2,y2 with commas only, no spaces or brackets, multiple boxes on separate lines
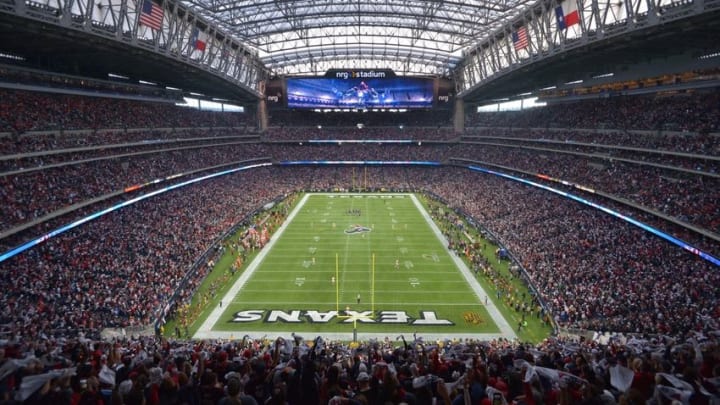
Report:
179,0,534,76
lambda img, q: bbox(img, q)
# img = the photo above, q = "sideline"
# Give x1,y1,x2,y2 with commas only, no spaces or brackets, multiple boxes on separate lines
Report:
194,193,311,338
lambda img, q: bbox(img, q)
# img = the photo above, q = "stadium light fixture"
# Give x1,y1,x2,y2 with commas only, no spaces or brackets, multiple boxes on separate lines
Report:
0,52,25,61
108,73,129,80
139,80,157,86
698,51,720,60
539,85,557,91
564,79,583,85
592,73,614,79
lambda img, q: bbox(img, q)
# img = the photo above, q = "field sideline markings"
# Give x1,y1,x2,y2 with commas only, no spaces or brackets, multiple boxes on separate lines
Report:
237,287,469,293
243,280,471,286
199,332,510,341
194,193,312,338
266,249,437,254
409,194,517,339
249,266,456,270
228,301,483,306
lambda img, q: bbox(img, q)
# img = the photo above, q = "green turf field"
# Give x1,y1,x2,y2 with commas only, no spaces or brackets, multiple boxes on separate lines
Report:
194,193,516,341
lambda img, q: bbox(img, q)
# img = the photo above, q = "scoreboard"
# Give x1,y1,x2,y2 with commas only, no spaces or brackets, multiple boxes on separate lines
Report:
265,69,453,110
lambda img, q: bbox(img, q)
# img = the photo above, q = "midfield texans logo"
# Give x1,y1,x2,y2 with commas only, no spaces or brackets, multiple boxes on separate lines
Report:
344,225,372,235
231,310,454,325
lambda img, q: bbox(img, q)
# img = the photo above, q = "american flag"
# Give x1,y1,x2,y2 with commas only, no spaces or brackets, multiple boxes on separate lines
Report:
139,0,163,30
512,27,529,51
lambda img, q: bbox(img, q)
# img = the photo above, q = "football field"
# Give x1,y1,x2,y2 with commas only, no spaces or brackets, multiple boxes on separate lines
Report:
194,193,516,341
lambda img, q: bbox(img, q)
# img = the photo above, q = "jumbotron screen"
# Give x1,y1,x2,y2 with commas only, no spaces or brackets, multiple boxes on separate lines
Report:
286,77,434,109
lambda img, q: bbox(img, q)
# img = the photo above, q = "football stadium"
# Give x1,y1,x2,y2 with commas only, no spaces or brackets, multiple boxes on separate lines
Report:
0,0,719,403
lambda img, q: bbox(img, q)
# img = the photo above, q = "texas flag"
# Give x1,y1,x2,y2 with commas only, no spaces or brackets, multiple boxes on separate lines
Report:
555,2,580,30
190,27,206,51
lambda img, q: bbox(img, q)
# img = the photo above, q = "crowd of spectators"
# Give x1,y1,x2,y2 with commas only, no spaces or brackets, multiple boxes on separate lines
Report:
0,138,262,173
268,109,453,130
0,89,254,134
457,94,719,250
1,138,453,237
264,127,457,141
0,166,295,339
462,128,720,157
0,143,267,234
2,329,720,404
13,135,708,254
465,90,720,133
0,65,182,101
447,143,720,237
7,92,719,249
5,124,715,247
0,128,258,157
407,167,720,334
269,144,450,162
